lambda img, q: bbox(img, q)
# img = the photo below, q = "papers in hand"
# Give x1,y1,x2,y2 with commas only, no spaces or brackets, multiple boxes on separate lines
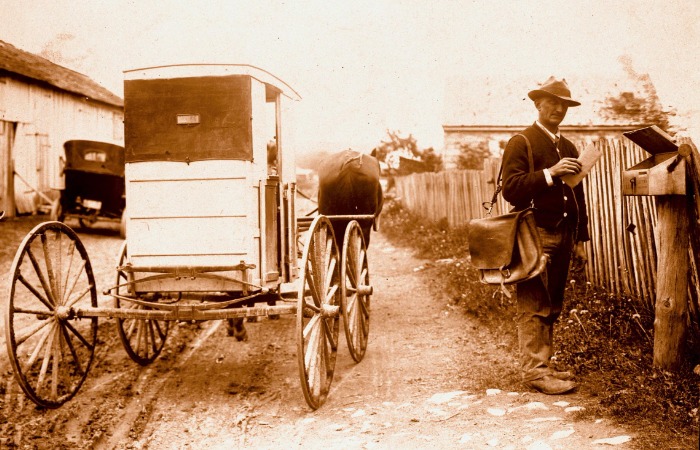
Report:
561,144,602,188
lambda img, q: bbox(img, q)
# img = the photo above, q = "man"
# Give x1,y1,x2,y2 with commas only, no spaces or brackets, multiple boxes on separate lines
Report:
502,76,590,395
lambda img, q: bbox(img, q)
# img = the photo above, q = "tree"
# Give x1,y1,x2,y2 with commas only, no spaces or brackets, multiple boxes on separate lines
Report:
600,55,678,133
419,147,443,172
372,130,419,162
372,130,442,174
456,140,491,170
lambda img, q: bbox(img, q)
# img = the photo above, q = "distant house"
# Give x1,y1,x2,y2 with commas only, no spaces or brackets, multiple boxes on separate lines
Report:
0,40,124,215
442,74,650,169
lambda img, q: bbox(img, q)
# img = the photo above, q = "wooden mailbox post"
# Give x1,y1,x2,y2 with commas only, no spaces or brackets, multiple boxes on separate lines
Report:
623,125,690,371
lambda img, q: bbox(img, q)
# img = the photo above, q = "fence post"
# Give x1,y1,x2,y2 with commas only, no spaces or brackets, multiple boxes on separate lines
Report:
652,195,689,370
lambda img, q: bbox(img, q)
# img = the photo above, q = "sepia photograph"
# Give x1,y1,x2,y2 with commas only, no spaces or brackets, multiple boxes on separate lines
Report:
0,1,698,448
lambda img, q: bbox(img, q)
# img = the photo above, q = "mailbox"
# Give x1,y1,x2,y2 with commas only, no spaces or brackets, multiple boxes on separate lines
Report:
622,125,687,196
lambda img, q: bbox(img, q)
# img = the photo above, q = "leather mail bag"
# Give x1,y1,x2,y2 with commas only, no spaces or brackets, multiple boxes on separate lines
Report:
468,207,547,286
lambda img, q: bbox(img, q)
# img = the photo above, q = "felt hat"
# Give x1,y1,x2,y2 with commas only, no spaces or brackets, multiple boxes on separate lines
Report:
528,76,581,107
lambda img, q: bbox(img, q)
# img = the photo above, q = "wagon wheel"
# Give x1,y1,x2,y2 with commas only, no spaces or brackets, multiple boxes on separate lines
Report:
296,216,341,410
341,221,372,362
5,221,98,408
114,242,169,365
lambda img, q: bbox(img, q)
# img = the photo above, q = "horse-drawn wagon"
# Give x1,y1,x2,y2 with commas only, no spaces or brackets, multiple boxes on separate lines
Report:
4,64,376,410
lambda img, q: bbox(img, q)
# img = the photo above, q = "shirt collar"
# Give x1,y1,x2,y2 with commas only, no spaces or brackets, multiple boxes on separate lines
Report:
535,121,560,143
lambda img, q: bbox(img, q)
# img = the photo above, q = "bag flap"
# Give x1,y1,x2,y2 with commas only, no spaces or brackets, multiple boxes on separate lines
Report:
468,209,531,269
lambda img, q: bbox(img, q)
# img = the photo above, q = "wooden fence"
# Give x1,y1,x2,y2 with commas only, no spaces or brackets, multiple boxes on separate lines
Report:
394,138,700,323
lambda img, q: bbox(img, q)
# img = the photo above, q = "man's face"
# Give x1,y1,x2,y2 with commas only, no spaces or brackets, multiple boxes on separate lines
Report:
537,96,568,129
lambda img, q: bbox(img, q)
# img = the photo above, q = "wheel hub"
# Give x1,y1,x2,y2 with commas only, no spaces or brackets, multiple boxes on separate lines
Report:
320,304,340,318
55,305,74,320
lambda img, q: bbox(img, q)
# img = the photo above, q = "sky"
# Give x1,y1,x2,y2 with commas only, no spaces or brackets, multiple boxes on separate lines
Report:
1,0,699,153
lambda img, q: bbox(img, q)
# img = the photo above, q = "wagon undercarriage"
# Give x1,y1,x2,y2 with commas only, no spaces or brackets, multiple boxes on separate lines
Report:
5,215,373,411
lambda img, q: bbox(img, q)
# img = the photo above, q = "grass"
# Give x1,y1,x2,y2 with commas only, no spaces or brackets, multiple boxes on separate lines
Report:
379,198,699,448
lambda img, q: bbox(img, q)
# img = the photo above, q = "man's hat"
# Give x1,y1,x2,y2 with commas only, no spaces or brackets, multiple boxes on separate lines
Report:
528,76,581,107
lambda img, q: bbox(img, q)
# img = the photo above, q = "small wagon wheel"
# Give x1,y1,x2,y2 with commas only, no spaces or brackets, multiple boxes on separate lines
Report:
296,215,341,410
341,221,372,362
5,221,98,408
114,242,170,366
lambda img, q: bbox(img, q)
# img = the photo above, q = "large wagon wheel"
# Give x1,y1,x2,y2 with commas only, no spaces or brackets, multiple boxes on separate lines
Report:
296,216,341,410
5,222,98,408
341,221,372,362
114,242,169,365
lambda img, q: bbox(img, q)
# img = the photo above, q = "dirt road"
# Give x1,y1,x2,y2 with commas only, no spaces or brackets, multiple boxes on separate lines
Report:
0,218,637,449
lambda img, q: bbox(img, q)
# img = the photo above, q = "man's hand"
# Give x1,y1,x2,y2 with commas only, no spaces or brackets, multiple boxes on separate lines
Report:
549,157,582,178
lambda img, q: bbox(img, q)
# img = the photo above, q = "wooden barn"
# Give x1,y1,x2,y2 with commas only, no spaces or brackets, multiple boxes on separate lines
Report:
0,40,123,216
442,74,651,169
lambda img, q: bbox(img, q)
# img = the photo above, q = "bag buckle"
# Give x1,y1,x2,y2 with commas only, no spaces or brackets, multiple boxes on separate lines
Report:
499,267,511,279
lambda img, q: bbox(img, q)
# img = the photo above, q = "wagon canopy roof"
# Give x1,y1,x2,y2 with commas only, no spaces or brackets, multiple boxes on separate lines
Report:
0,40,123,108
123,64,301,101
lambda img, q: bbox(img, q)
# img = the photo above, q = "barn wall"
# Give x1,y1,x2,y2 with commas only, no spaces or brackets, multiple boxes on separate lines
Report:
0,75,123,213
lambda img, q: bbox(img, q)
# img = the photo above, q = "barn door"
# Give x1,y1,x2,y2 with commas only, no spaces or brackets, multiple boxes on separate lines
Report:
0,121,16,217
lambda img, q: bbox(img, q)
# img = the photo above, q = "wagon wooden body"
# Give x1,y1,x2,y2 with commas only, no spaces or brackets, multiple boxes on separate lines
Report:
4,65,374,410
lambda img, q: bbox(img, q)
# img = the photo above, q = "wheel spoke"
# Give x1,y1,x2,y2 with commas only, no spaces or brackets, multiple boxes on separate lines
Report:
148,321,159,355
357,248,366,279
22,322,53,372
322,316,338,351
36,323,57,393
302,297,320,314
304,320,321,377
347,293,358,324
153,320,166,341
135,320,145,358
63,260,87,307
51,330,60,401
324,256,337,296
41,233,61,305
63,320,95,351
303,314,321,341
61,326,85,377
324,284,338,306
18,275,54,312
26,248,57,306
15,318,53,346
65,284,92,309
125,318,138,340
305,259,323,307
60,241,77,304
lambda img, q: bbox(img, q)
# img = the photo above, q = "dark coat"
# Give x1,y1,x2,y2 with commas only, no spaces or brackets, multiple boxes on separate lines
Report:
502,123,590,242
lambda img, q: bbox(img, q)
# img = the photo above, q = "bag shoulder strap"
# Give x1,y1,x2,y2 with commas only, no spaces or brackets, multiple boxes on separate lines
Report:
484,134,533,214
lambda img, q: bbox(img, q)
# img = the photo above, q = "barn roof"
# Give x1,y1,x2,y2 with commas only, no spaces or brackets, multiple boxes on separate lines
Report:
443,73,655,129
0,40,123,108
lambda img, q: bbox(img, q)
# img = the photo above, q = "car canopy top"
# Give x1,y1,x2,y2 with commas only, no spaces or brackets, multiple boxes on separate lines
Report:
63,140,125,176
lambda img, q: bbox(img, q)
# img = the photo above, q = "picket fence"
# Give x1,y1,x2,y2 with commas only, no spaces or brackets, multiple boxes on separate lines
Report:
394,138,700,325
